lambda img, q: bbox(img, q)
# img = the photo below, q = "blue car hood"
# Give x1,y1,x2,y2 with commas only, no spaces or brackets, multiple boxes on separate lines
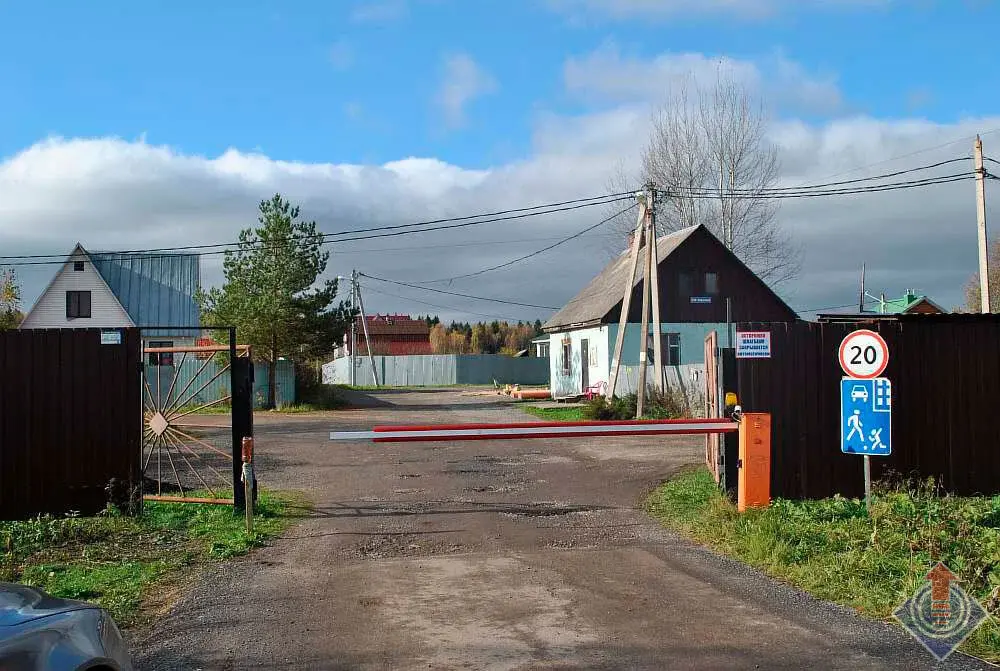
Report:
0,583,93,628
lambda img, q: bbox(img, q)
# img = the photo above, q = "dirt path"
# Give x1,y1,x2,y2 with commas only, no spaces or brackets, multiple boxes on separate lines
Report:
133,390,989,670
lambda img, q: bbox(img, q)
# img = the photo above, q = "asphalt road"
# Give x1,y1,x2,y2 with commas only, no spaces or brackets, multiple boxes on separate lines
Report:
133,389,992,670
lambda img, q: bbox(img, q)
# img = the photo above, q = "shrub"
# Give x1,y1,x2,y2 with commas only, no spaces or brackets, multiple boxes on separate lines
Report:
583,385,691,420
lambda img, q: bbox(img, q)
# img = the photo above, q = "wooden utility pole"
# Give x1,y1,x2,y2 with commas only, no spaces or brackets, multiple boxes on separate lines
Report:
607,199,647,399
635,194,654,418
975,135,992,313
647,184,663,392
356,282,380,386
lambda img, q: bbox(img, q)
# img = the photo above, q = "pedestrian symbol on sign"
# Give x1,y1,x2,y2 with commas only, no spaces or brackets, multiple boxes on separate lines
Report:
841,378,891,456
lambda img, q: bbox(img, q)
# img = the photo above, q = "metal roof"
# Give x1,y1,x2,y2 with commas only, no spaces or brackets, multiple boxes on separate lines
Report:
88,249,200,331
543,225,700,332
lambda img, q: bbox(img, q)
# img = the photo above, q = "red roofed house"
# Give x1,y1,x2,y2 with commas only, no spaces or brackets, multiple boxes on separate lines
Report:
339,314,432,357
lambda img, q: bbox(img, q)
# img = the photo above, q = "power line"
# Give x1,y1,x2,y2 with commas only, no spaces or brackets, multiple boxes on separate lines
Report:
785,127,1000,187
658,173,973,200
0,195,634,267
361,273,558,310
360,283,530,322
419,202,639,284
739,158,969,193
329,232,610,254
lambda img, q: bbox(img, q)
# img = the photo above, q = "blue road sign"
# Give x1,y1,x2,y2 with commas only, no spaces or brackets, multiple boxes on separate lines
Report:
841,377,891,455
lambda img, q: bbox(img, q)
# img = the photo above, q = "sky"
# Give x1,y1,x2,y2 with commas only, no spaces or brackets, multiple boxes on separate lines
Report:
2,0,1000,324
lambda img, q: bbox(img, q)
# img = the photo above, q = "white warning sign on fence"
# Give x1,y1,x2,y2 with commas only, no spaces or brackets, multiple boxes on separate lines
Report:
735,331,771,359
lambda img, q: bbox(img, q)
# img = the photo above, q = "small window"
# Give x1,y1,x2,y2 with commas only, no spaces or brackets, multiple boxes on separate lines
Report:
147,341,175,366
648,333,682,366
667,333,681,366
73,261,85,271
562,342,572,375
678,272,693,297
65,290,91,319
705,272,719,295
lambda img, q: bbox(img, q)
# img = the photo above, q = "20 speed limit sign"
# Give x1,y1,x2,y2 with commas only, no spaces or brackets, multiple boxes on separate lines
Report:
838,329,888,379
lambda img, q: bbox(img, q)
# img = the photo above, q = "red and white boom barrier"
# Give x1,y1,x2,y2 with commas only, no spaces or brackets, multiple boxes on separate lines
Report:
330,418,739,443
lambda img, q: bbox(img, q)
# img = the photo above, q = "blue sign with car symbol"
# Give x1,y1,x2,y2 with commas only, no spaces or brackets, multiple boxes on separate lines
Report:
840,377,891,456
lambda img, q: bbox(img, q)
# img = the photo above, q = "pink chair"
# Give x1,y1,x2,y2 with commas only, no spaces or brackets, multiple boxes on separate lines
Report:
584,381,607,400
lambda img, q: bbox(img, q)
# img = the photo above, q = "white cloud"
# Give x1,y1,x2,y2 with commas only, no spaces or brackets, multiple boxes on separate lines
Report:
329,40,355,71
351,0,409,24
2,114,994,324
548,0,889,21
435,54,498,129
564,46,842,115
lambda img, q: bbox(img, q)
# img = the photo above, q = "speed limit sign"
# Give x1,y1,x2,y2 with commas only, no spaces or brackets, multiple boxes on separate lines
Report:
839,329,888,379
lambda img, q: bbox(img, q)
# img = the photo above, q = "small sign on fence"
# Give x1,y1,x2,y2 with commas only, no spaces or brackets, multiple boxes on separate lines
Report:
735,331,771,359
100,329,122,346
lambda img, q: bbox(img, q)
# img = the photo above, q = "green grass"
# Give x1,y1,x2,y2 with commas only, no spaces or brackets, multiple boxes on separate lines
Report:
521,405,585,421
646,468,1000,662
1,491,297,627
171,403,231,415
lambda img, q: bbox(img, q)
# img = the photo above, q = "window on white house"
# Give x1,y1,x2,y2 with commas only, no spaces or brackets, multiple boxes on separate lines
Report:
65,290,91,319
73,261,85,271
705,272,719,295
562,342,571,375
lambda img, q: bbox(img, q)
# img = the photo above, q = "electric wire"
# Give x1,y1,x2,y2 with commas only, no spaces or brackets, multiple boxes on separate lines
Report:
418,202,639,284
360,273,558,310
360,283,530,322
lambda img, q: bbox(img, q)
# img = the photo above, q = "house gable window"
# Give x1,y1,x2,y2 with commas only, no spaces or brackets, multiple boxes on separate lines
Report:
705,272,719,295
678,271,693,298
73,261,85,271
65,290,91,319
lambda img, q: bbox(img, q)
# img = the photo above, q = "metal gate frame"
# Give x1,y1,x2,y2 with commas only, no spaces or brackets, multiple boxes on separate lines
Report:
139,326,255,511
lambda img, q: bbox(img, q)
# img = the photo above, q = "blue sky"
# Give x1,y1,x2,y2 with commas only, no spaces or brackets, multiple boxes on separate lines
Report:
2,0,1000,320
1,0,997,167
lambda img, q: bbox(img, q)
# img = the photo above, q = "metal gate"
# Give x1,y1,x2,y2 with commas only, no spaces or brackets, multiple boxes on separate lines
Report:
140,326,255,509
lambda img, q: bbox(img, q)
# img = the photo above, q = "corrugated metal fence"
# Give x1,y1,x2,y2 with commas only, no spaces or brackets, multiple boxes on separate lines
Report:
148,358,295,408
323,354,549,387
0,328,141,519
736,317,1000,499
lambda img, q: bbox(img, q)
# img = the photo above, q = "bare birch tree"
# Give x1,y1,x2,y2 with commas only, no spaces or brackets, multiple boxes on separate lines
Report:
607,71,800,284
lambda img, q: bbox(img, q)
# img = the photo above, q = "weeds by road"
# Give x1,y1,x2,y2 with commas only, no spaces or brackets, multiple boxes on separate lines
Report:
647,468,1000,662
0,492,295,627
522,405,585,421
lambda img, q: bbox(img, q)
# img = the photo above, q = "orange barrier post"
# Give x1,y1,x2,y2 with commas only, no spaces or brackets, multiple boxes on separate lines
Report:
738,412,771,512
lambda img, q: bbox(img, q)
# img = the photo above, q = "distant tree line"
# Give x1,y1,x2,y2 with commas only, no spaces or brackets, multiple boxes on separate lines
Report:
417,316,543,355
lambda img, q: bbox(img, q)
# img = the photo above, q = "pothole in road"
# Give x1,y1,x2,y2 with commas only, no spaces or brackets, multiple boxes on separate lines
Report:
397,473,422,479
355,535,469,560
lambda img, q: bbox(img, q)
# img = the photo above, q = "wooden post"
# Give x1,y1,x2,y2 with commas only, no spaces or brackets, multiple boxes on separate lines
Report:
636,204,653,418
647,185,663,392
608,201,647,399
975,135,992,313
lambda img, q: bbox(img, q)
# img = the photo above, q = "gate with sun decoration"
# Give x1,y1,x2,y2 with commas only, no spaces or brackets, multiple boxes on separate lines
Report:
141,326,255,511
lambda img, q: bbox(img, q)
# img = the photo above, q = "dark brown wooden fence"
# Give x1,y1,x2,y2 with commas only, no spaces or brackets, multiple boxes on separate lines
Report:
0,328,141,519
736,316,1000,500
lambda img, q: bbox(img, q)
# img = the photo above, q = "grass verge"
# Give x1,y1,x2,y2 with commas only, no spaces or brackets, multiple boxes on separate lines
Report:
521,405,585,422
0,491,297,628
646,468,1000,662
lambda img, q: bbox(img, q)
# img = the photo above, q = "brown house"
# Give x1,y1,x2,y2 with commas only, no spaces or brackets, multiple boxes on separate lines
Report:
542,224,796,397
344,314,432,356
